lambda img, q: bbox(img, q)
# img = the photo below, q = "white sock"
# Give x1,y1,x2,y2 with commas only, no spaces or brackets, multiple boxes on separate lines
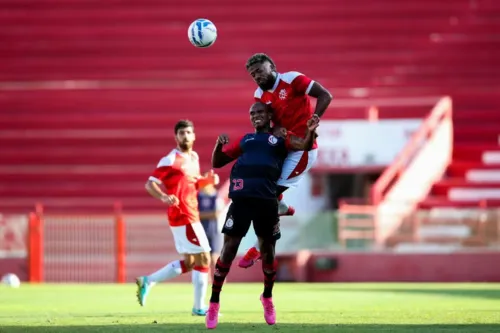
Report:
192,267,209,310
278,200,289,214
147,260,186,283
252,239,260,250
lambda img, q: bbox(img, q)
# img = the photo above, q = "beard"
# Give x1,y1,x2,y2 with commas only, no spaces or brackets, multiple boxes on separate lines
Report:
257,72,277,91
258,78,275,91
178,142,193,151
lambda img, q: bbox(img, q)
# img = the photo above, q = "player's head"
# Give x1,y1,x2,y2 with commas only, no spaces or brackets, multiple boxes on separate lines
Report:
246,53,277,91
174,120,195,151
249,102,272,131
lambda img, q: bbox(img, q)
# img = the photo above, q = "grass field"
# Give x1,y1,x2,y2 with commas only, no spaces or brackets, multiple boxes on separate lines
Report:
1,283,499,332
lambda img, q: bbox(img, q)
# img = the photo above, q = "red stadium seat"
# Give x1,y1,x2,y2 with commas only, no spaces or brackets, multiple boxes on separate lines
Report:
1,0,499,213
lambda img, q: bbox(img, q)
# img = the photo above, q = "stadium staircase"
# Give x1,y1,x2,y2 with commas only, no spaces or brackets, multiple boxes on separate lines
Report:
401,110,500,250
1,0,499,215
368,107,500,251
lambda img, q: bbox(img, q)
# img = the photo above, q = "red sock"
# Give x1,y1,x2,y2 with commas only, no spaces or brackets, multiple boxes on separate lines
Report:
180,260,189,273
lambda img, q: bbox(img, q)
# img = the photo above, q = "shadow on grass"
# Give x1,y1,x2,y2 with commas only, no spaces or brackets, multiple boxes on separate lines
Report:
308,285,500,300
1,323,499,333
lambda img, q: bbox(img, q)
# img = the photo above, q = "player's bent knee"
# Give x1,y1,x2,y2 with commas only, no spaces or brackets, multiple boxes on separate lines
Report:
193,252,211,267
183,254,196,270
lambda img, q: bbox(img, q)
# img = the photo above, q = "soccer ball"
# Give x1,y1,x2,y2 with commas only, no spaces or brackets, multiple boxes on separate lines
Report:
188,19,217,48
1,273,21,288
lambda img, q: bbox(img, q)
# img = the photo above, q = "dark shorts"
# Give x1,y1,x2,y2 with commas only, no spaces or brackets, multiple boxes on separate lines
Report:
222,197,281,240
201,219,223,254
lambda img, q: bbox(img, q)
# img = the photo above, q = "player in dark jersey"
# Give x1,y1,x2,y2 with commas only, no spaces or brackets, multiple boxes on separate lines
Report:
205,101,318,329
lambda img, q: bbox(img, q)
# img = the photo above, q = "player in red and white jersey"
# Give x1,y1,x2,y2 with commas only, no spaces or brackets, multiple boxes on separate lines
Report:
135,120,219,316
240,53,333,268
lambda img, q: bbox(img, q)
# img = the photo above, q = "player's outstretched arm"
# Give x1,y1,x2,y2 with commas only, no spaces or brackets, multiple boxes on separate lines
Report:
211,134,240,168
286,117,319,151
308,81,333,118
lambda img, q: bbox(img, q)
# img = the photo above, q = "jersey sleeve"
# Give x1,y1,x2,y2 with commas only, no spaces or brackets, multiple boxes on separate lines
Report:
254,88,263,101
291,73,314,95
222,136,244,159
149,153,175,184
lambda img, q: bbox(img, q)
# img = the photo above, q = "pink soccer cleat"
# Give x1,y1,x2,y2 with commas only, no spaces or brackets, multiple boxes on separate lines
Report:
279,206,295,216
205,302,220,329
238,247,261,268
260,294,277,325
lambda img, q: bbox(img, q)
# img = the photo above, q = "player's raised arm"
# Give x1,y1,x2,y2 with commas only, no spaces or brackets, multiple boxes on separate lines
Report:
291,72,333,119
308,81,333,118
285,117,319,151
211,134,242,168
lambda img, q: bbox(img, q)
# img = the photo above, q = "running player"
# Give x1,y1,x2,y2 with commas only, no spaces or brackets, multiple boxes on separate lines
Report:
136,120,218,316
240,53,333,268
205,102,319,329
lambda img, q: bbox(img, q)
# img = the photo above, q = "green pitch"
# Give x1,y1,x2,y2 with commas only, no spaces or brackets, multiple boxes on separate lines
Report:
1,283,499,332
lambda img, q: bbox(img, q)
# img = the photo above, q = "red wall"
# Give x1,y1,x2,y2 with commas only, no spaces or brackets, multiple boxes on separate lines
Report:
304,252,500,282
3,251,500,283
228,251,500,283
0,258,28,281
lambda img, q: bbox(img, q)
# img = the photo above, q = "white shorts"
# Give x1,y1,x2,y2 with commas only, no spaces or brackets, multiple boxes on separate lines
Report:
170,222,211,254
277,149,318,188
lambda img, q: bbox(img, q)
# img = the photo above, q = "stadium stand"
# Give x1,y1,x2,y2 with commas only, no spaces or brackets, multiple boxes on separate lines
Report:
0,0,499,219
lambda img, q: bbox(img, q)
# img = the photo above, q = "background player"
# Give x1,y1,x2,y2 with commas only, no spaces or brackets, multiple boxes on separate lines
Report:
204,102,318,329
198,182,224,269
240,53,333,268
136,120,218,316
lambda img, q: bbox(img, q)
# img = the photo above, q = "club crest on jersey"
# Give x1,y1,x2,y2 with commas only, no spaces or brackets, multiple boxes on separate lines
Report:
225,218,234,229
279,89,288,100
268,135,278,146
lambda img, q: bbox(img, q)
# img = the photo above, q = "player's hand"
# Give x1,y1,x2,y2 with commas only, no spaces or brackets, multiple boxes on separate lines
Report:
217,134,229,145
307,116,320,132
203,169,220,186
272,126,287,138
160,194,179,206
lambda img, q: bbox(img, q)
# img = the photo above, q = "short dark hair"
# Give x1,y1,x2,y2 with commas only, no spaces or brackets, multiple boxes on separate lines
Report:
174,119,194,134
251,101,273,113
245,53,276,71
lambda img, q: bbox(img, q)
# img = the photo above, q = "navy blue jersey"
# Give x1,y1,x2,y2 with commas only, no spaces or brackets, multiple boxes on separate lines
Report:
197,191,217,222
223,132,291,199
